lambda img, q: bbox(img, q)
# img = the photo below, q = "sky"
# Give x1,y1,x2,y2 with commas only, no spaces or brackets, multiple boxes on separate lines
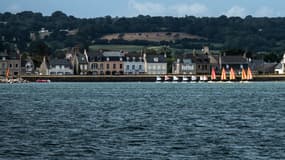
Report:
0,0,285,18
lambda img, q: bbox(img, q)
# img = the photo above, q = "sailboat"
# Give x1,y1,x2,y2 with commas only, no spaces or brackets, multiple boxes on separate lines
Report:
182,75,189,82
156,75,162,82
220,67,227,81
6,67,10,79
229,67,236,81
164,75,170,82
173,75,179,82
240,68,248,83
247,67,253,80
208,67,216,83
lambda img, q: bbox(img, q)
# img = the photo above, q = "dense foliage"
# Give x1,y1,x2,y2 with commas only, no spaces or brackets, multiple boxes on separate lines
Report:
1,11,285,62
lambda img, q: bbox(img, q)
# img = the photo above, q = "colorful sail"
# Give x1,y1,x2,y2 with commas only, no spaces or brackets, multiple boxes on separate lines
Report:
247,67,253,80
211,67,216,80
6,67,10,79
241,68,247,80
229,67,236,80
221,67,227,81
164,75,170,81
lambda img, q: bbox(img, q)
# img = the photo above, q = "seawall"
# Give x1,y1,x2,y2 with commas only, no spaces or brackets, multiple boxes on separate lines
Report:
21,75,285,82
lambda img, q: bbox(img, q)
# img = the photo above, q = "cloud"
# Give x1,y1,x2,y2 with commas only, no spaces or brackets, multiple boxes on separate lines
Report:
225,6,247,17
171,3,208,16
128,0,208,17
255,7,275,17
128,0,166,15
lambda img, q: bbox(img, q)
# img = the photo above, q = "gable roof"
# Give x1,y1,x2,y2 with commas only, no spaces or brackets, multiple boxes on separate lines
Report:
103,51,125,57
221,56,248,64
146,54,166,63
49,59,72,68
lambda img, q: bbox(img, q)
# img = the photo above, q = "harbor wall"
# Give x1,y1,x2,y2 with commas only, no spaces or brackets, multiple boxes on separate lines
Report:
21,75,285,82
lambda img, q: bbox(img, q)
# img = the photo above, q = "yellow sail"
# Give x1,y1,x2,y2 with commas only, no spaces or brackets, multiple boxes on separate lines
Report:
221,67,227,81
241,68,247,80
230,68,236,80
247,67,253,80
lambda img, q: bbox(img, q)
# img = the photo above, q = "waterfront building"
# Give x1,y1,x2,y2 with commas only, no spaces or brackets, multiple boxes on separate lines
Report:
48,59,73,75
219,55,248,74
144,54,167,75
275,53,285,74
124,53,144,74
102,51,125,75
70,47,88,75
173,52,210,75
21,56,35,75
0,51,21,77
88,52,105,75
172,55,195,74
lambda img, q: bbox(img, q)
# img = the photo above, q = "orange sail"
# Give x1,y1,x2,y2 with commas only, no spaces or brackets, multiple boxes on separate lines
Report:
211,67,216,80
221,67,227,81
229,68,236,80
241,68,247,80
247,67,253,80
6,67,10,79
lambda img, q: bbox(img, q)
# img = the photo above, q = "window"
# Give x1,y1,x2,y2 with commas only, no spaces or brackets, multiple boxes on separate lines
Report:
126,65,129,70
132,65,135,70
120,64,123,69
139,65,142,70
107,64,110,69
100,63,104,69
15,64,18,68
10,64,12,68
113,64,116,69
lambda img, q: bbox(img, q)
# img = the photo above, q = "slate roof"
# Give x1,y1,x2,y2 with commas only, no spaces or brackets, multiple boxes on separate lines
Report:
77,53,88,64
146,55,166,63
103,51,125,57
221,56,248,64
49,59,72,68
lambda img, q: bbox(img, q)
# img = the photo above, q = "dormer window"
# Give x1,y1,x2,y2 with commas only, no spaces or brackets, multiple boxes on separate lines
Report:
139,57,142,61
2,57,5,60
154,57,159,62
120,57,123,61
126,57,130,61
107,57,110,61
132,57,135,61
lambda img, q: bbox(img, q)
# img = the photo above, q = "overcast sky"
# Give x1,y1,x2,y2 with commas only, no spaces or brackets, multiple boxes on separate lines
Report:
0,0,284,18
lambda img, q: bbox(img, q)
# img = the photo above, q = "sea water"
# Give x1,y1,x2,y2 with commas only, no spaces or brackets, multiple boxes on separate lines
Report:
0,82,284,159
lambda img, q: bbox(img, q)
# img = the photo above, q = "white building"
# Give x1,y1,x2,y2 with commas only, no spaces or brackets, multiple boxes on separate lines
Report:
275,53,285,74
48,59,73,75
124,56,144,74
144,54,167,75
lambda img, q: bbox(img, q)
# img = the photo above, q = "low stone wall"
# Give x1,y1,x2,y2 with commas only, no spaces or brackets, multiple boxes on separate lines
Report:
21,74,285,82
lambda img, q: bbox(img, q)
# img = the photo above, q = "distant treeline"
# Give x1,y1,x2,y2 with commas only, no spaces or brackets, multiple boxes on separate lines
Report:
1,11,285,59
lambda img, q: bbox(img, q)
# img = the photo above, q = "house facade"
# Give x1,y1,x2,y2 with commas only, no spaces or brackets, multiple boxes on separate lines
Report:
102,51,124,75
21,56,35,75
71,48,88,75
48,59,73,75
88,52,105,75
0,51,21,77
172,56,195,74
275,53,285,74
144,54,167,75
124,55,144,74
220,55,248,74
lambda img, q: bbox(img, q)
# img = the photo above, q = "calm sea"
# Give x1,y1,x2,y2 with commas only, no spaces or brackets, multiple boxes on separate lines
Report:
0,82,284,159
